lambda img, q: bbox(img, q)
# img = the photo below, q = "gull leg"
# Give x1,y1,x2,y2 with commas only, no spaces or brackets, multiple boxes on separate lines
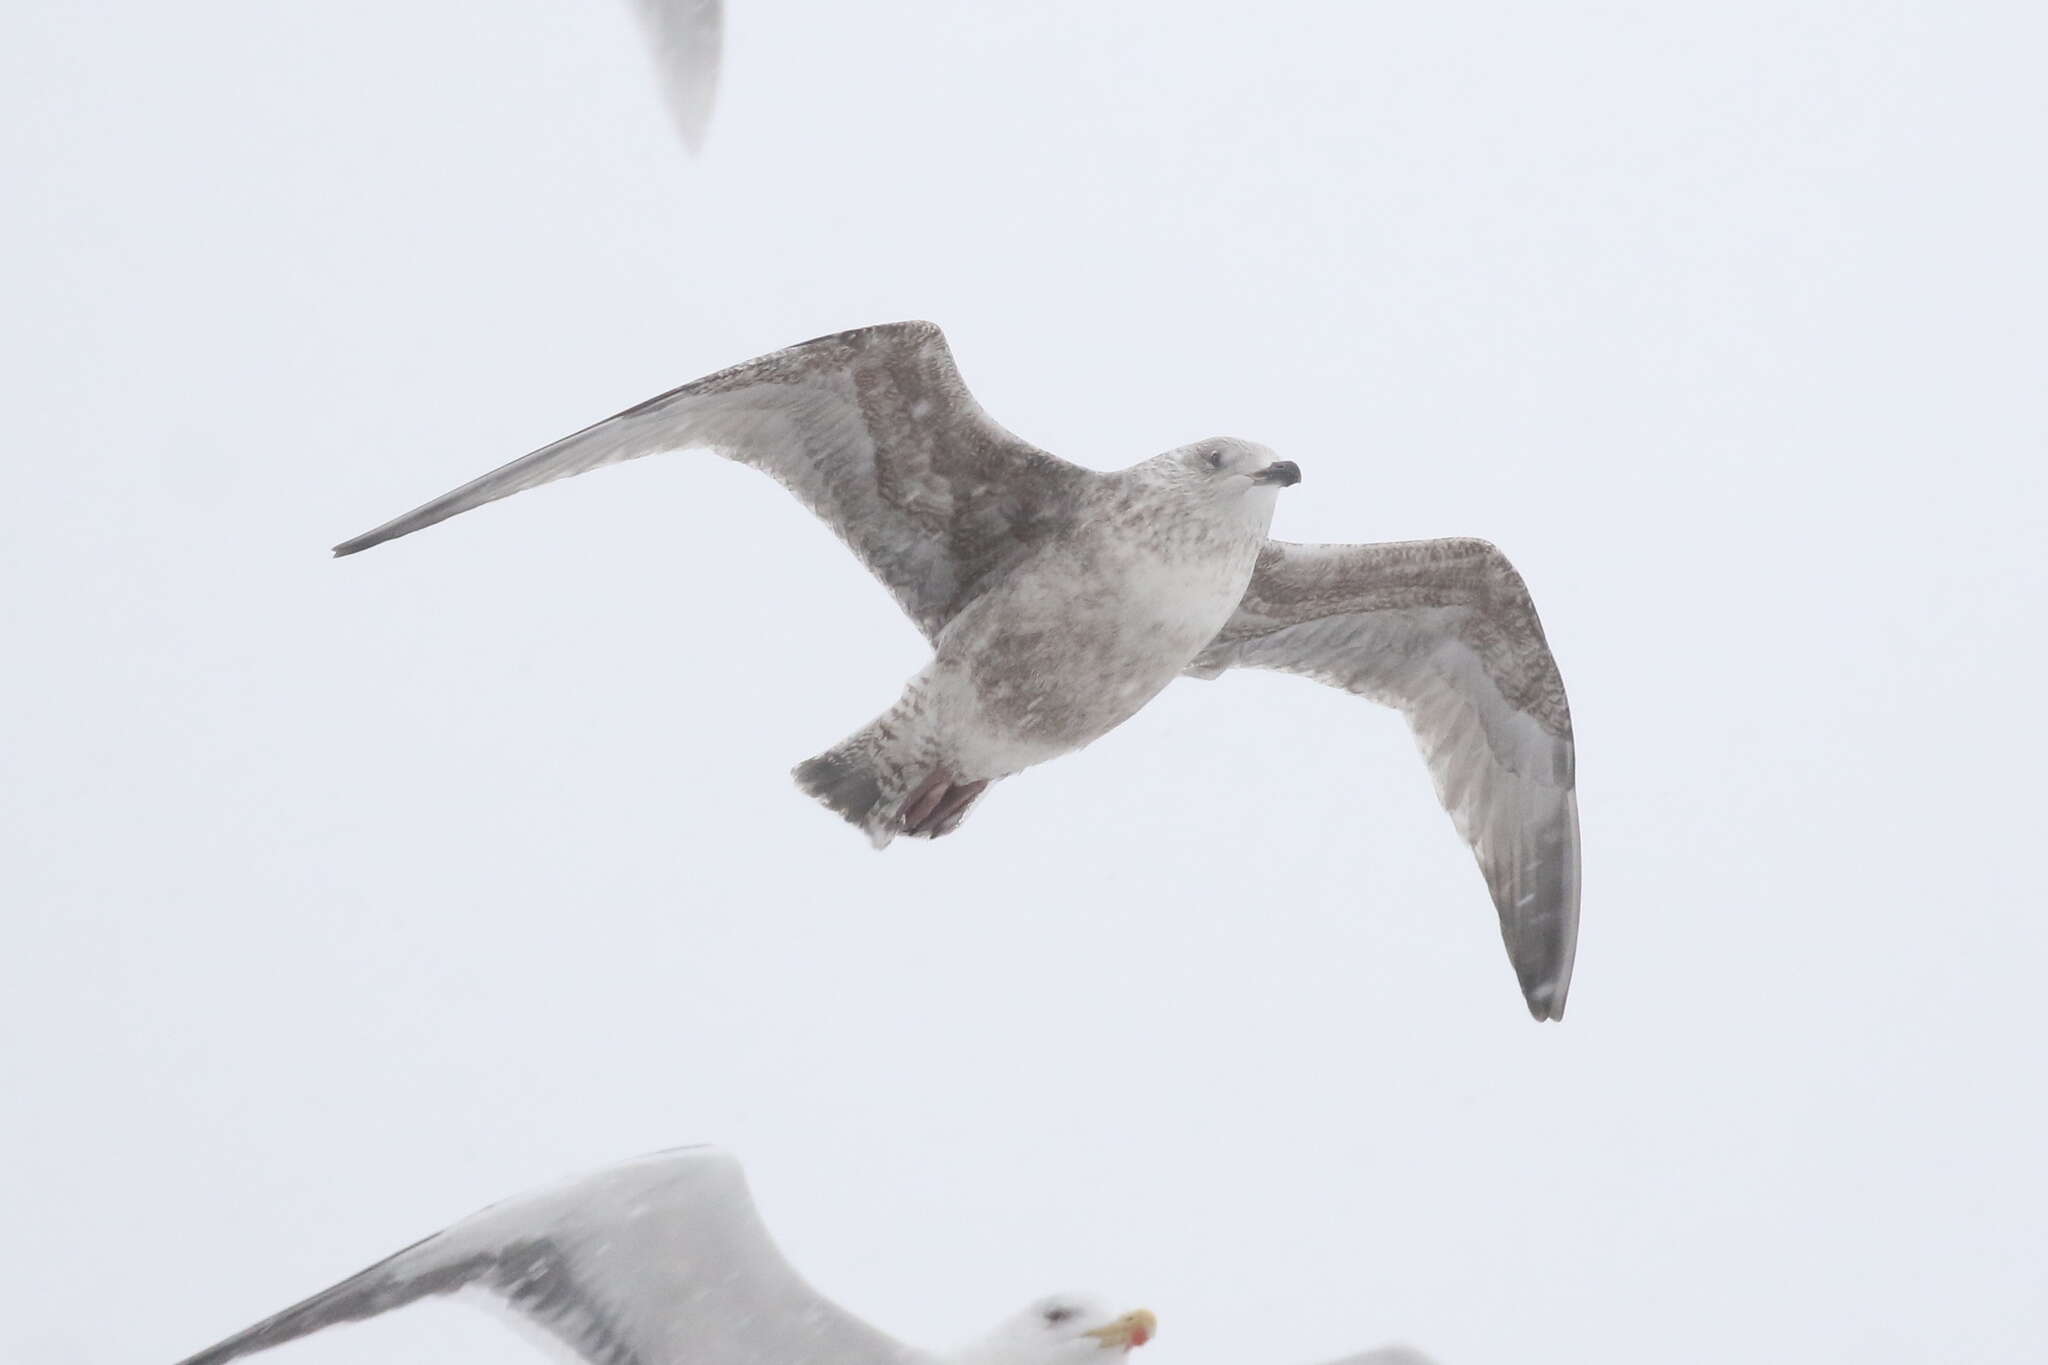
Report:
918,779,989,838
896,769,952,834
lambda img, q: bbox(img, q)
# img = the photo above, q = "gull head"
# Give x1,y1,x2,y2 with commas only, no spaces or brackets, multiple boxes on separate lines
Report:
1157,437,1301,499
958,1297,1158,1365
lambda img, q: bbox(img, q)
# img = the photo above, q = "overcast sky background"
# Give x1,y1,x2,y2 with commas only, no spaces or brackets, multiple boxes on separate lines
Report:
5,3,2045,1363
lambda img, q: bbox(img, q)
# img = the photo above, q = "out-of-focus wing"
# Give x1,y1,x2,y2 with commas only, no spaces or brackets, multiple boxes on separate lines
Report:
334,321,1096,642
629,0,723,153
172,1147,922,1365
1190,537,1579,1020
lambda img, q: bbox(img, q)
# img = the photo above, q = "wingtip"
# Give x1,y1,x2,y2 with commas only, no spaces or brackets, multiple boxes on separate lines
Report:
670,112,712,156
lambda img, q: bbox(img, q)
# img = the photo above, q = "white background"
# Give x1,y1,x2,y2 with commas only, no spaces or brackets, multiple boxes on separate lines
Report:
5,3,2045,1363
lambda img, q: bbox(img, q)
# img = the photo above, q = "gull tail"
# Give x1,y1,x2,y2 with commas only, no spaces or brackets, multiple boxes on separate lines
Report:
793,725,899,849
793,718,991,848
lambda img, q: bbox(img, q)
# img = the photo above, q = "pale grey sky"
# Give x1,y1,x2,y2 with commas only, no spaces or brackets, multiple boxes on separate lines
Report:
4,3,2044,1364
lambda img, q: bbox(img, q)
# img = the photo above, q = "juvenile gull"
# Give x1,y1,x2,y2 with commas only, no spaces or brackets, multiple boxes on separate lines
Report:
334,321,1579,1019
168,1147,1158,1365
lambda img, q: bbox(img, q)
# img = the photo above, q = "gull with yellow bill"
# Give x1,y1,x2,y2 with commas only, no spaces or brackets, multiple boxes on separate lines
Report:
169,1147,1156,1365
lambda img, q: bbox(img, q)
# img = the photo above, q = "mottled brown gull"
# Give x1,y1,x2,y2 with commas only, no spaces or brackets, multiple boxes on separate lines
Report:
169,1147,1158,1365
333,322,1579,1019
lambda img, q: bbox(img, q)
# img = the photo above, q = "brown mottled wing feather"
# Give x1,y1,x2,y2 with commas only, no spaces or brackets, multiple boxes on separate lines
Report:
333,321,1094,642
171,1148,916,1365
1190,538,1580,1020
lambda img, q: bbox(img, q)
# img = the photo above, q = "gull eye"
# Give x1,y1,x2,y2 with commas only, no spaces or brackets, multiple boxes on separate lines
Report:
1043,1306,1077,1326
1204,448,1225,471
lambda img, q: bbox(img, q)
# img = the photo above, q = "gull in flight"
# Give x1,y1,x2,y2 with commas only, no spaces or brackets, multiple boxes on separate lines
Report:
334,322,1580,1019
169,1147,1159,1365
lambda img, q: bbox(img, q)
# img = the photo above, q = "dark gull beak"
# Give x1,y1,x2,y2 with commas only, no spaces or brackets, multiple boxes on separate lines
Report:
1250,460,1301,487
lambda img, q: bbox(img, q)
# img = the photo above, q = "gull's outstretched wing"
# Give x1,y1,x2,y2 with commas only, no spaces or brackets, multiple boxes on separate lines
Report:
629,0,722,153
1317,1349,1442,1365
172,1147,920,1365
1189,538,1580,1020
334,321,1095,642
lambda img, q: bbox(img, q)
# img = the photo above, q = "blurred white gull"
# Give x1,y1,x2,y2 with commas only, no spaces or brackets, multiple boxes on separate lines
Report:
332,321,1580,1019
629,0,722,153
171,1147,1158,1365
